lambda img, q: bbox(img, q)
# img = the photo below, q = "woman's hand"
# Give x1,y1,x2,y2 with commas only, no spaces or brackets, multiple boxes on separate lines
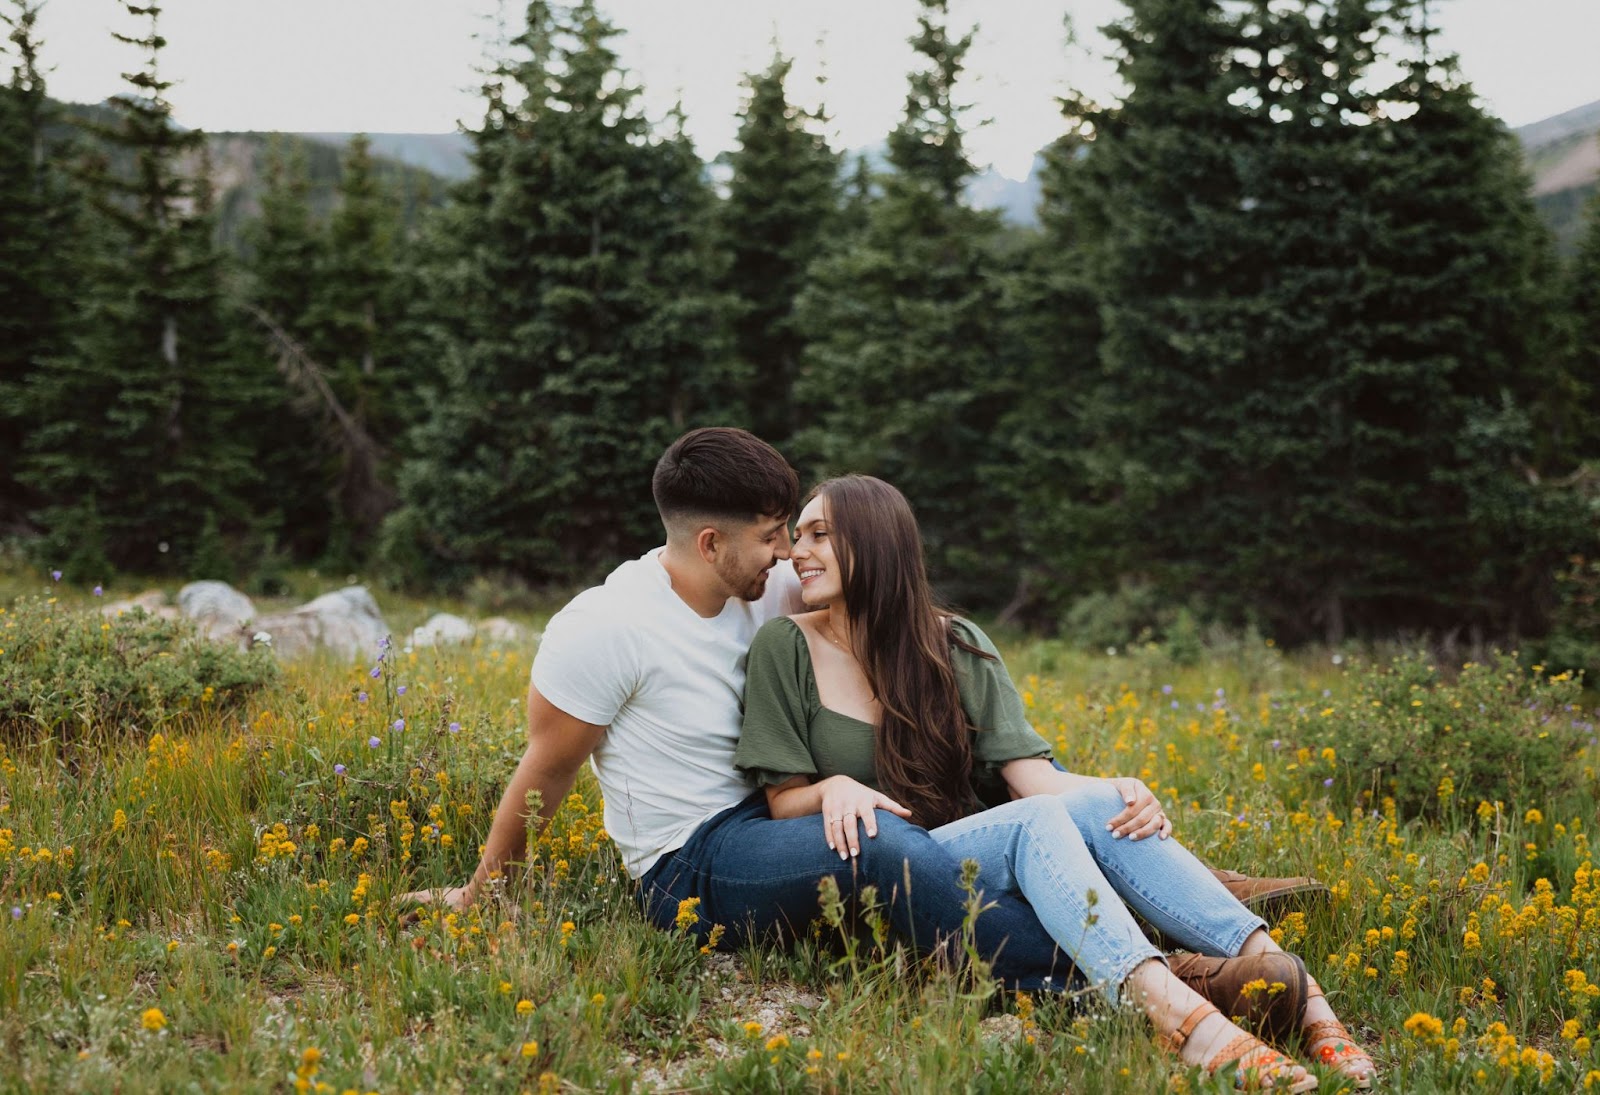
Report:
1105,776,1171,841
817,775,912,859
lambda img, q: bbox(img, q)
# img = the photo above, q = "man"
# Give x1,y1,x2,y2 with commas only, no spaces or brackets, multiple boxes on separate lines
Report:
403,428,1322,1004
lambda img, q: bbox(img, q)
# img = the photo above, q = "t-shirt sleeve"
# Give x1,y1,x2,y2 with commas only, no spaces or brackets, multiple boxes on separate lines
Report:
735,619,820,787
952,619,1052,768
528,597,639,727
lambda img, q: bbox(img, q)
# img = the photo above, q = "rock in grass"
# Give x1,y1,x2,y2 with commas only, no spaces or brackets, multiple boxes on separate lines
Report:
410,613,536,648
410,612,476,648
177,581,256,641
251,586,388,661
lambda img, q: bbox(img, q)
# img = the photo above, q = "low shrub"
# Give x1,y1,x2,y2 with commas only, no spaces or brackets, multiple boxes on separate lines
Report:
0,595,278,740
1303,651,1591,819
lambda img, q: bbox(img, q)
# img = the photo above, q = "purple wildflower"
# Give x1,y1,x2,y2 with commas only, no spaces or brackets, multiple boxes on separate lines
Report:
357,692,368,703
393,719,405,732
368,736,381,749
93,585,103,596
1161,684,1174,695
369,667,381,679
1323,777,1334,788
334,764,347,776
1170,701,1179,710
50,570,61,582
396,685,407,696
10,906,20,920
448,722,461,733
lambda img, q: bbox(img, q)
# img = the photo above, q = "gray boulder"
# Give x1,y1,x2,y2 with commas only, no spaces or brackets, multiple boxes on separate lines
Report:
480,616,536,646
251,586,388,661
410,612,476,648
408,613,537,649
177,581,256,641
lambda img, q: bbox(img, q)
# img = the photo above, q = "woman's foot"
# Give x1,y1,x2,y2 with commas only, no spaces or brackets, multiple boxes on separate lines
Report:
1303,979,1376,1089
1168,1001,1319,1091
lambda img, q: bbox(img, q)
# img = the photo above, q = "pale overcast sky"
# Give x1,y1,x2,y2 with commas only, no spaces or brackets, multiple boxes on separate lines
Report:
29,0,1600,179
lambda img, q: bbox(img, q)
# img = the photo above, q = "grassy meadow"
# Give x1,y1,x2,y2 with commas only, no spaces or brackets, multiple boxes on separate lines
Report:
1,568,1598,1093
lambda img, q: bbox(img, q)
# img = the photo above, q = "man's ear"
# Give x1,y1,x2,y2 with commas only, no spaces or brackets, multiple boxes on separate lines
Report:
694,525,720,564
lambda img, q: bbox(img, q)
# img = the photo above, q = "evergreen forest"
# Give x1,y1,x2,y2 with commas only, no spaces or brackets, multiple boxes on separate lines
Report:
6,0,1600,662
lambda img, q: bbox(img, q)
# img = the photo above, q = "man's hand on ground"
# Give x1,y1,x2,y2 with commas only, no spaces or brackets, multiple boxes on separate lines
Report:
395,884,477,913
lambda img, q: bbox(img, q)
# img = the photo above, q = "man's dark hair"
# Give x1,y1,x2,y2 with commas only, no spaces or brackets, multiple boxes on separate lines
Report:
652,428,800,528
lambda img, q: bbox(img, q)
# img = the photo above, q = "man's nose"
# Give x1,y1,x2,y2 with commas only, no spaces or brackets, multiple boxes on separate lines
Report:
775,538,794,560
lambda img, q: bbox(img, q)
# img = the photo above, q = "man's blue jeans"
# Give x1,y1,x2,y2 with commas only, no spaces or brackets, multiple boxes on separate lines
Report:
638,793,1080,993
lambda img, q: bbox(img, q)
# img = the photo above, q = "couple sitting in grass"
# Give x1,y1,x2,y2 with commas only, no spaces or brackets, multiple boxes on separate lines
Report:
402,428,1375,1090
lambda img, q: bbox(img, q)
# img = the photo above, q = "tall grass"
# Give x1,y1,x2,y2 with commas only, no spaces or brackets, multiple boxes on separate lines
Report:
1,574,1597,1092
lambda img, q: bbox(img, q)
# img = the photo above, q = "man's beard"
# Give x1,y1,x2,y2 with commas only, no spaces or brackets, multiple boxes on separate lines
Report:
717,552,771,601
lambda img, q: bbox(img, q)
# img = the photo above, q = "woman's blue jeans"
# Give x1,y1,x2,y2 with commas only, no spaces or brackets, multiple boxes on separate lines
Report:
931,781,1265,1002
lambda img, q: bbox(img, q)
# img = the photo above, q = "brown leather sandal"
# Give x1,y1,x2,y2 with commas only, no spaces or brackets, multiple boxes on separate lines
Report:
1303,984,1376,1089
1170,951,1310,1042
1166,1001,1319,1092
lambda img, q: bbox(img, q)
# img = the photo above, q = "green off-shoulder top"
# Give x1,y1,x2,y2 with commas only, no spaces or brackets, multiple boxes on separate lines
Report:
734,615,1051,794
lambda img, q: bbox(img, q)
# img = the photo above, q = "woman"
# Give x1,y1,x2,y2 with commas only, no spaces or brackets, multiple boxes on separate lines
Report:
734,476,1375,1091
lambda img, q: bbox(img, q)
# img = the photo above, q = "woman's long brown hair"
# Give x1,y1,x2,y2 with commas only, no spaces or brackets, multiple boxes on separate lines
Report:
812,475,989,829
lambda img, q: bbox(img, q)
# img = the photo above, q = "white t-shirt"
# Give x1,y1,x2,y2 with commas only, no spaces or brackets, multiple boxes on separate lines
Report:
531,548,801,878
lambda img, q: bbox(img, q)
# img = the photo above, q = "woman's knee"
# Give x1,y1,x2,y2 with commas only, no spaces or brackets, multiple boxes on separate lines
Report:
1057,781,1127,825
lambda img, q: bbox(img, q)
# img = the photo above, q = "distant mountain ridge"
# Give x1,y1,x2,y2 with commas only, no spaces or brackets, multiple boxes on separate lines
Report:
58,94,1599,248
1515,98,1600,252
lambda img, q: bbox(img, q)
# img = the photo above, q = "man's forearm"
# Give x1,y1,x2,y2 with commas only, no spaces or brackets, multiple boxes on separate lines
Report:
468,746,583,892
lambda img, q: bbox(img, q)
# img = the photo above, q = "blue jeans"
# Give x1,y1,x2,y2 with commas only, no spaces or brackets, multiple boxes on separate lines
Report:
637,793,1082,993
931,782,1265,1002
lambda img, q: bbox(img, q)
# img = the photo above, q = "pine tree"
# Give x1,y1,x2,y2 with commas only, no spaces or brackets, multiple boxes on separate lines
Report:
241,136,336,560
989,131,1109,623
795,0,1016,608
0,0,80,529
1054,0,1267,628
1355,32,1579,636
309,134,404,551
22,4,262,575
718,52,840,447
390,1,737,584
1569,162,1600,459
1064,0,1575,639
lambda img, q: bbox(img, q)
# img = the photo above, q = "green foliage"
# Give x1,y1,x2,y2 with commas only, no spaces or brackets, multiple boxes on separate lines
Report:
1569,173,1600,447
21,4,267,575
1310,652,1588,820
0,595,278,741
1056,0,1583,644
718,52,841,447
393,0,739,585
0,0,83,527
1060,580,1173,652
240,137,335,560
1531,551,1600,682
796,0,1016,608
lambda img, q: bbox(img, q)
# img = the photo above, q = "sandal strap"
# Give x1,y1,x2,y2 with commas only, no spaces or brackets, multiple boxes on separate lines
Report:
1209,1031,1307,1087
1304,1018,1353,1044
1165,1001,1220,1053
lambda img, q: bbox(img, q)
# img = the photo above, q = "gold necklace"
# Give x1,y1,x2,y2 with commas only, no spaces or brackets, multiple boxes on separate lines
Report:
819,619,853,654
